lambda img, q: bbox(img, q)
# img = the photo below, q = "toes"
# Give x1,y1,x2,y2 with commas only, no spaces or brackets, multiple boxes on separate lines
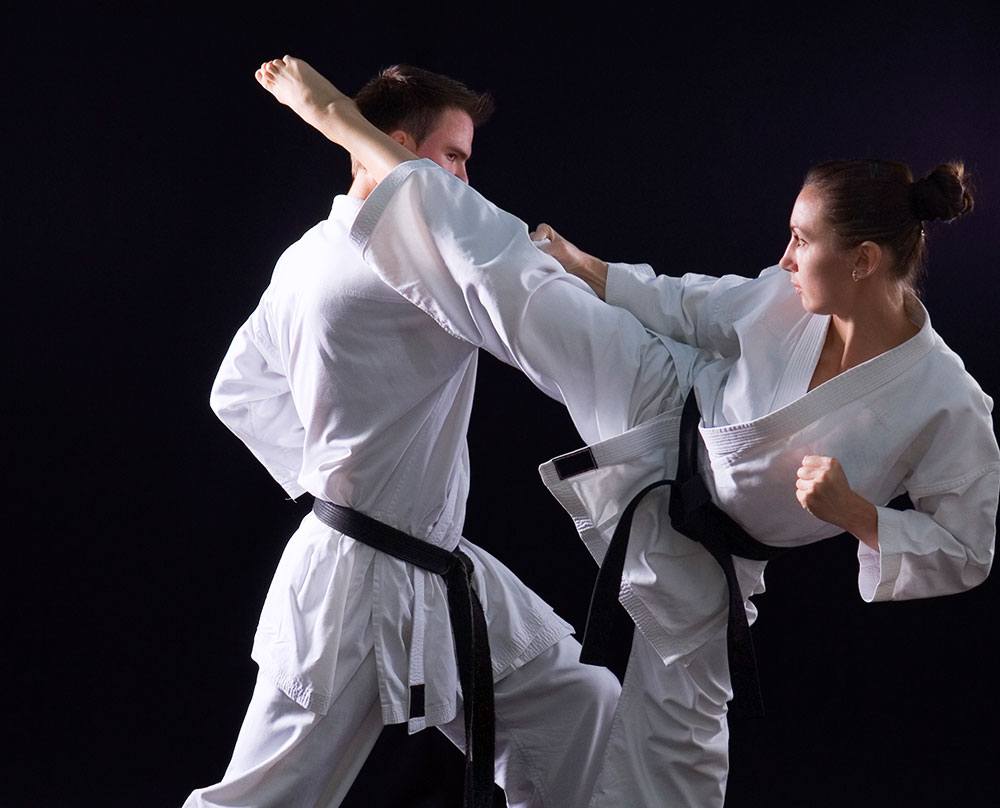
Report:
256,57,290,85
256,67,279,88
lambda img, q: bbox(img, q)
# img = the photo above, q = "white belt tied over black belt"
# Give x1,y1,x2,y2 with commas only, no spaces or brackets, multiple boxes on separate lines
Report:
311,499,496,808
575,391,787,718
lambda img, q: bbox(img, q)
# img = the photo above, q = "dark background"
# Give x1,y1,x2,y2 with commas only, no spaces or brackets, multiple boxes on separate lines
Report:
8,5,999,807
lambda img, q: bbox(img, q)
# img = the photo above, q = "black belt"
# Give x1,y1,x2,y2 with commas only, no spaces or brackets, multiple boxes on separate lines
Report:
579,391,786,717
311,499,495,808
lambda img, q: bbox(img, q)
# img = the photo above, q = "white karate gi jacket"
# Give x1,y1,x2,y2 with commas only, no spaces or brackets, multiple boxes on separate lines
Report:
210,194,572,730
348,160,998,665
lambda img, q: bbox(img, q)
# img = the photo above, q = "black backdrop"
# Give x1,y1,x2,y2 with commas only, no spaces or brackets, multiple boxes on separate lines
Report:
8,5,999,807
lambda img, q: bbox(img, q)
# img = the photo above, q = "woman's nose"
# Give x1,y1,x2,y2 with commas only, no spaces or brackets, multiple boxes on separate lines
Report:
778,245,795,271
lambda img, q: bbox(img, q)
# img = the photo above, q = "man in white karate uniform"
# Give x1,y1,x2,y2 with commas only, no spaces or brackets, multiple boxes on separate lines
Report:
183,65,620,808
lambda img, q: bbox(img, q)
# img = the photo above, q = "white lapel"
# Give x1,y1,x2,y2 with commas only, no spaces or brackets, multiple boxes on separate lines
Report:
702,296,934,456
771,314,830,411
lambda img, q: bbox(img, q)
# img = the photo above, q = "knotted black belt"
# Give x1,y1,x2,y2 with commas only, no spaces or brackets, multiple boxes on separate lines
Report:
578,391,786,717
311,499,495,808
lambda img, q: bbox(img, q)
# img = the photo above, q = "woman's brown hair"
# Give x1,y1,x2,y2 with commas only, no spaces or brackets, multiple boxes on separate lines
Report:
803,159,974,290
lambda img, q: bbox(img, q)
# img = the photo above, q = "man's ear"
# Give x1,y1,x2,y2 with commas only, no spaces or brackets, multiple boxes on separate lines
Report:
388,129,418,152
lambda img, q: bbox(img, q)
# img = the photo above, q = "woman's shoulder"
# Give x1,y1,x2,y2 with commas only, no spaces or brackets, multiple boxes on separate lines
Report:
925,321,990,387
893,332,999,489
917,327,994,414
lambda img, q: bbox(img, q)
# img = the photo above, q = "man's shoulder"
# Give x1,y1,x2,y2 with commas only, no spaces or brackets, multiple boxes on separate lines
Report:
268,217,408,312
280,216,351,259
273,219,364,280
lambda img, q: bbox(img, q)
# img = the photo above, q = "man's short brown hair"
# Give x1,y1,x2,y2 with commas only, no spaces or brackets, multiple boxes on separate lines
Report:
353,65,494,144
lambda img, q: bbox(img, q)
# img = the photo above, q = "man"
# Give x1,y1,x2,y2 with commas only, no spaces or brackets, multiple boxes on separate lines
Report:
183,65,619,808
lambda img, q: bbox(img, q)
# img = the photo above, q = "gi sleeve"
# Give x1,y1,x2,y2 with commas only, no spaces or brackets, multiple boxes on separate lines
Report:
349,159,681,445
210,306,307,498
857,379,999,602
858,465,998,601
605,261,767,356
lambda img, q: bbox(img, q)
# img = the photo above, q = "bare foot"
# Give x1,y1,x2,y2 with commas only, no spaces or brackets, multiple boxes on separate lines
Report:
254,56,358,144
254,55,414,182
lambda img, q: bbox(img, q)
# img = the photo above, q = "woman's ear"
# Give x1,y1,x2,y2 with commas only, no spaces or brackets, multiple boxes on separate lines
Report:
853,240,884,280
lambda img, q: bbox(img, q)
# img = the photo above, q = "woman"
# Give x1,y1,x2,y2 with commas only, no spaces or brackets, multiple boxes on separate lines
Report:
254,56,998,807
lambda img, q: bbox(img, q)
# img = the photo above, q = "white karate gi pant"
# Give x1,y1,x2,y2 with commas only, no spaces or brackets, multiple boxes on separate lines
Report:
590,631,732,808
184,635,620,808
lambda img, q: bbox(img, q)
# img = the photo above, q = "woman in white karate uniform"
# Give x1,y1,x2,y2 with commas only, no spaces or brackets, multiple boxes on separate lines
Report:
254,57,999,807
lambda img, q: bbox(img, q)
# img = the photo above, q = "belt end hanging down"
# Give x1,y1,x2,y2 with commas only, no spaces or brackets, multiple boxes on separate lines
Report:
728,677,766,719
726,620,767,719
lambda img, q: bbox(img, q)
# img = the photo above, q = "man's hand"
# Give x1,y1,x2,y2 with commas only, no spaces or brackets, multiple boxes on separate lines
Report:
530,223,609,299
796,455,879,549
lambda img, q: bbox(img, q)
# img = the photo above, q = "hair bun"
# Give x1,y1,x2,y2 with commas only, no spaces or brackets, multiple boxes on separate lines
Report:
911,162,974,222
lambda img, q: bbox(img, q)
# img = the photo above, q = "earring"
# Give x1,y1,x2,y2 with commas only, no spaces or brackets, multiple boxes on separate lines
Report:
852,269,863,282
